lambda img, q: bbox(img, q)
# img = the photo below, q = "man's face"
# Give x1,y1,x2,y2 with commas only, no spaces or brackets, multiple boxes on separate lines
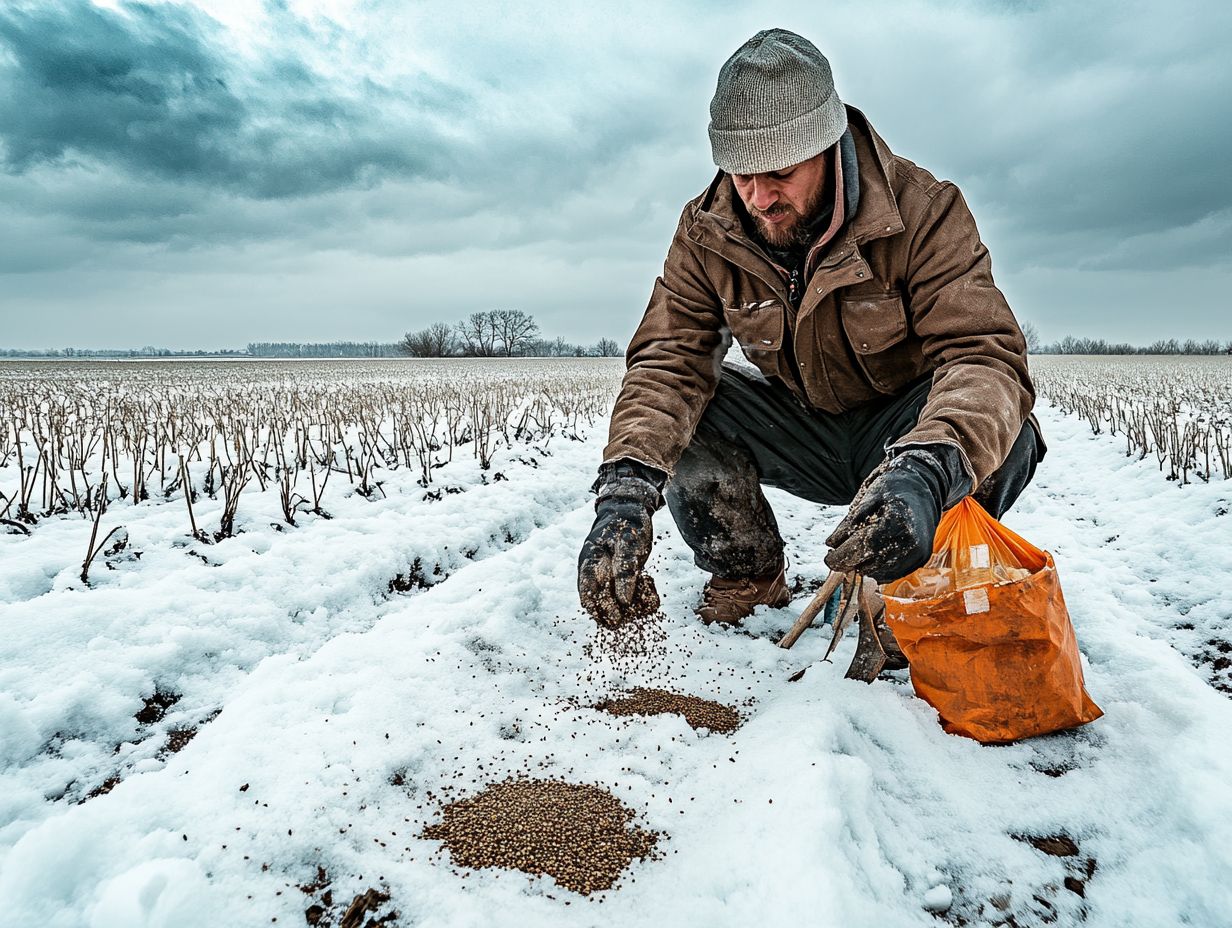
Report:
731,149,830,250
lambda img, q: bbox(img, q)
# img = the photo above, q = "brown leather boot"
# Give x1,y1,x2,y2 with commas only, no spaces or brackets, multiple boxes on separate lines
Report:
697,564,792,625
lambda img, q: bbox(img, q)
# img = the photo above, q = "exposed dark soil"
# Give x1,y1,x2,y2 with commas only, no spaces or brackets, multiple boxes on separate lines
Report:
300,866,395,928
80,776,121,803
1030,764,1073,778
788,574,826,598
300,866,333,921
339,889,396,928
1016,832,1098,901
161,708,221,756
387,556,439,593
593,688,742,734
76,707,221,802
1200,637,1232,694
163,727,199,755
387,524,528,594
421,777,660,896
1149,583,1231,698
135,690,181,725
943,833,1096,925
1022,834,1079,858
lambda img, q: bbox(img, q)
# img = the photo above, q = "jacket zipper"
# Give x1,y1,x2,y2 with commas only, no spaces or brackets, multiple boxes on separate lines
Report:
712,233,793,310
710,233,820,402
699,230,845,409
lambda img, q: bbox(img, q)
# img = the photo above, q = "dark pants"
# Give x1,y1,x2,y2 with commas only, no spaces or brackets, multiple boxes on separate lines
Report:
665,365,1043,579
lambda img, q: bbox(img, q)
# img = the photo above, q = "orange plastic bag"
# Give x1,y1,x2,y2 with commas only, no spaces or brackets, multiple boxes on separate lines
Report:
883,498,1102,744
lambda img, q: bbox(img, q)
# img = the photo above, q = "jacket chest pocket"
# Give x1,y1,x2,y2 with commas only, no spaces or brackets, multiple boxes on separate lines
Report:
839,293,912,391
724,299,785,356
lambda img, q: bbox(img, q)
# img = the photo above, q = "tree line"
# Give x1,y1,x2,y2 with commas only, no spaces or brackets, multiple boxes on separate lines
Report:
398,310,621,358
1,312,624,359
0,346,249,359
10,318,1228,360
0,343,403,359
246,341,402,358
1016,322,1231,355
1036,335,1232,356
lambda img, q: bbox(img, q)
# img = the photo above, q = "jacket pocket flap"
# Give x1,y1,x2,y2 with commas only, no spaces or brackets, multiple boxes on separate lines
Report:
725,299,784,351
841,294,908,354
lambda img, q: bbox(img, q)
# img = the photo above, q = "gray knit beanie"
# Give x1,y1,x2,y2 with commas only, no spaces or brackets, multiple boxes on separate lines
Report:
708,28,847,175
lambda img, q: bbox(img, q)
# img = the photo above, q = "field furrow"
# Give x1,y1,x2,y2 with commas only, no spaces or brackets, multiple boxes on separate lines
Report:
2,399,1231,927
0,422,601,844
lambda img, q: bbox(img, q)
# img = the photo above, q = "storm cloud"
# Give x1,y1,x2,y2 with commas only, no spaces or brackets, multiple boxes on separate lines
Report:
0,1,456,196
0,0,1228,347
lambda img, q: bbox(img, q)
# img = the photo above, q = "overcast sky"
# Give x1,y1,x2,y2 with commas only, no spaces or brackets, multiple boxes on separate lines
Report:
0,0,1228,349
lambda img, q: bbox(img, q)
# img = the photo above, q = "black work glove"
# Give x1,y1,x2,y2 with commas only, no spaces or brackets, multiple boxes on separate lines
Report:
825,444,973,583
578,459,666,627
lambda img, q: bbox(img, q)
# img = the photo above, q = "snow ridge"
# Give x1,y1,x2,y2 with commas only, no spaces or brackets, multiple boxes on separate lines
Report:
0,406,1230,927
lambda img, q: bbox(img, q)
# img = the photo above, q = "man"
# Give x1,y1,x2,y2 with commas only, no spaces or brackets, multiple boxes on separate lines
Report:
578,28,1043,627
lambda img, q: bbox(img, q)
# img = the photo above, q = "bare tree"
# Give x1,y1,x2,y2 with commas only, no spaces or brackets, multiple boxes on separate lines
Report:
1144,338,1181,355
434,322,459,356
399,328,437,357
455,312,499,357
522,335,588,357
593,337,622,357
401,322,456,357
491,309,540,357
1020,320,1042,354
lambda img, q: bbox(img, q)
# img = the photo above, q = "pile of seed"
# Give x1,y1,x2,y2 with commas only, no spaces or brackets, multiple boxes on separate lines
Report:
421,777,659,895
593,687,743,733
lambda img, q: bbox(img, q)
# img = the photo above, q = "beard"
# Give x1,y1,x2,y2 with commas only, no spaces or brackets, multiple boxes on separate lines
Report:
747,179,831,252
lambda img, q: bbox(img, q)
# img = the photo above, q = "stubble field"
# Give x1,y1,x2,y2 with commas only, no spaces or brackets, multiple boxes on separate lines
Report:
1,355,1229,927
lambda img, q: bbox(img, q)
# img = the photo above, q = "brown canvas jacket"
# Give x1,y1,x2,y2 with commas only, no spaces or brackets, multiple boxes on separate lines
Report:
604,105,1038,488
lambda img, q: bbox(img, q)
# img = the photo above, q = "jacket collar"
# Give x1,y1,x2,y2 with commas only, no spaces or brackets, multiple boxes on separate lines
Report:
686,105,905,254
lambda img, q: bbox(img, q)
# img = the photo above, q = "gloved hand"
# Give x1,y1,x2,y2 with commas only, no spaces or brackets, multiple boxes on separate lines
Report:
825,444,973,583
578,460,666,627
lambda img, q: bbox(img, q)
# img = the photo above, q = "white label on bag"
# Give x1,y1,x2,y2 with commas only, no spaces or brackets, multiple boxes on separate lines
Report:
969,544,990,569
963,588,990,615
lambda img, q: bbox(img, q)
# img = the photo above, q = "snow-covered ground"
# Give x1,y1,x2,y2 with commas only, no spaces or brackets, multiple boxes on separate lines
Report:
2,402,1231,927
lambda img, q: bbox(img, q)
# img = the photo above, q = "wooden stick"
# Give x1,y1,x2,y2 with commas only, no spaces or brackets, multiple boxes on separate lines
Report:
845,610,889,682
822,574,863,663
861,578,908,663
846,578,889,682
778,569,845,649
856,576,882,630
